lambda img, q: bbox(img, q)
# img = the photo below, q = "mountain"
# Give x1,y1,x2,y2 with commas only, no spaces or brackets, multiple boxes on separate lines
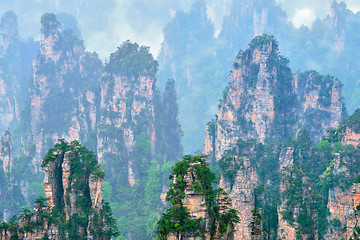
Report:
203,34,360,239
0,12,182,239
0,140,118,239
157,0,360,155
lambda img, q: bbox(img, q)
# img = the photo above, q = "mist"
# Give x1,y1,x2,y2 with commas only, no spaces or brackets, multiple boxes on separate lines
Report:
1,0,359,60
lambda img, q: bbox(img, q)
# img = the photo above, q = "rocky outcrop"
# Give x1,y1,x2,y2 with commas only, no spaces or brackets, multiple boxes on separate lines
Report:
29,13,101,172
295,71,345,141
205,35,347,239
325,183,360,239
277,148,296,239
1,140,112,240
205,35,345,161
324,149,360,239
0,130,11,173
97,41,158,186
161,156,238,240
167,162,209,240
205,35,283,160
221,157,260,240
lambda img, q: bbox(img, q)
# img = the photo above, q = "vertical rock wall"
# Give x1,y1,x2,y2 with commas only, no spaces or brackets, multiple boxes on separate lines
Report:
205,35,346,240
29,14,101,172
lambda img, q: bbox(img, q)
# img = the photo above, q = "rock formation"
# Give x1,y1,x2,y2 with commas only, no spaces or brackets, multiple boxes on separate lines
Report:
205,35,349,239
0,140,116,240
158,155,239,240
205,34,345,161
294,71,345,141
0,130,11,173
0,11,36,133
97,40,158,185
1,13,182,239
29,13,101,173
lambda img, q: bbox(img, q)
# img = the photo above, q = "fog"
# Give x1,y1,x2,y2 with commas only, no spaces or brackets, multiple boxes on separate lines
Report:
1,0,359,59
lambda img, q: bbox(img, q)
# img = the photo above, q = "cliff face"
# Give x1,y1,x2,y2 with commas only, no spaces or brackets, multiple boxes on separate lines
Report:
295,71,345,141
220,157,260,240
207,36,286,160
206,35,348,239
0,140,115,240
97,42,157,185
167,162,209,240
326,182,360,239
0,11,31,132
158,155,238,240
5,13,182,239
278,147,318,240
29,13,101,172
0,130,11,173
205,35,345,161
323,115,360,239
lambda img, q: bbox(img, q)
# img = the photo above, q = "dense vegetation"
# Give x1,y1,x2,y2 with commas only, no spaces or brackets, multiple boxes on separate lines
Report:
157,155,240,239
0,140,118,239
216,108,360,239
0,3,360,240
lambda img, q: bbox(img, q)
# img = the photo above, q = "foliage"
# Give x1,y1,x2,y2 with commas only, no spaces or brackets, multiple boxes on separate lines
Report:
157,155,240,239
41,13,59,37
1,141,118,239
106,40,158,78
345,108,360,133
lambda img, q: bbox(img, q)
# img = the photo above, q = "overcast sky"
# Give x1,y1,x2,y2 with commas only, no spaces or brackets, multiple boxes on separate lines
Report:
1,0,359,60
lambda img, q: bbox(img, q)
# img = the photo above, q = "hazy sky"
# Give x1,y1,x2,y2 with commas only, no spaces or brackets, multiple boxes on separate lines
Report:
1,0,359,60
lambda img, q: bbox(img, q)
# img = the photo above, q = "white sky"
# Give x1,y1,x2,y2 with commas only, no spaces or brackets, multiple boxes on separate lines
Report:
86,0,360,59
1,0,360,60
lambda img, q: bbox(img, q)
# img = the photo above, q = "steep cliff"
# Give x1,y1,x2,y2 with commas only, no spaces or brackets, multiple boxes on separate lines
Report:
205,35,349,239
0,11,38,133
97,41,182,239
0,140,118,239
29,13,101,173
98,40,158,185
321,109,360,239
0,12,183,239
157,155,239,240
294,71,346,141
0,129,11,173
205,35,345,161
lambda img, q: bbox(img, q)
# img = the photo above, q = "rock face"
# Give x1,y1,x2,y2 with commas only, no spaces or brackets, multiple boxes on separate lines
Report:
205,35,348,239
205,35,293,160
2,13,182,239
221,157,260,240
0,130,11,173
294,71,345,141
167,162,209,240
97,42,157,185
0,140,112,240
324,127,360,239
29,13,101,173
277,148,296,240
326,183,360,239
0,11,35,133
160,155,238,240
205,34,345,161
